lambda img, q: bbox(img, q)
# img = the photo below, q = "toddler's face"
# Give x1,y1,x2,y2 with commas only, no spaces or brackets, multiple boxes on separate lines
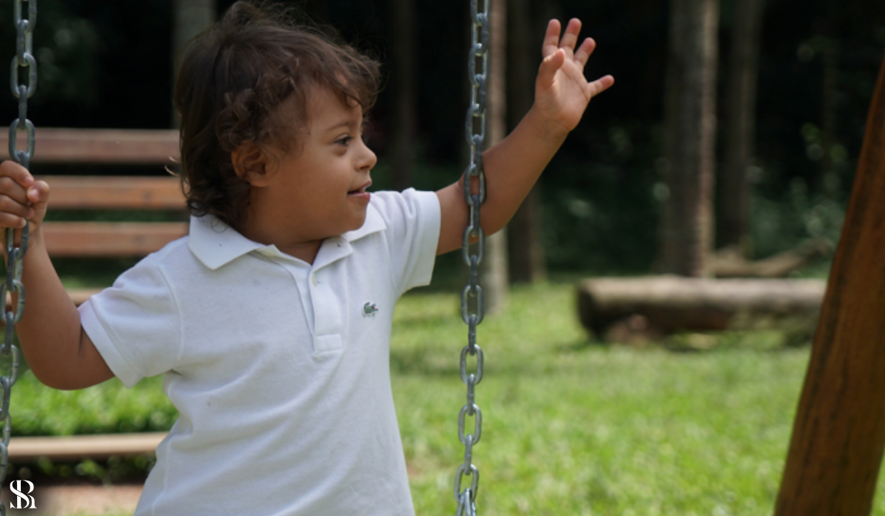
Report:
262,87,376,241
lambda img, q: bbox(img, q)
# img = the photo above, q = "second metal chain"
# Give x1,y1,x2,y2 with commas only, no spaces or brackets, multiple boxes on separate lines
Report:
1,0,36,514
455,0,489,514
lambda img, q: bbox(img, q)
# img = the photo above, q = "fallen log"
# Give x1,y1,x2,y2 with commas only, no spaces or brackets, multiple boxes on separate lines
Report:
709,239,832,278
576,276,825,338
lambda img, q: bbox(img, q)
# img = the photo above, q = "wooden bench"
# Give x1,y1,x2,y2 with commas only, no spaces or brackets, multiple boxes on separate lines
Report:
8,128,178,164
2,128,186,307
0,128,183,461
39,174,187,305
8,432,167,462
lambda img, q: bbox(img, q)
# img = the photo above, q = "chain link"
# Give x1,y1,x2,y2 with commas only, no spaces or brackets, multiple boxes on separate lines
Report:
2,1,35,513
454,0,489,513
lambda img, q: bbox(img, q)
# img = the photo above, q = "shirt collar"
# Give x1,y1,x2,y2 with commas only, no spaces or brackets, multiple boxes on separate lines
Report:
188,214,263,270
341,202,386,242
188,203,387,271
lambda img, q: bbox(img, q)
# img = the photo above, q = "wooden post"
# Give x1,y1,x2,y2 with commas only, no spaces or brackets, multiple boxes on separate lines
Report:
774,52,885,516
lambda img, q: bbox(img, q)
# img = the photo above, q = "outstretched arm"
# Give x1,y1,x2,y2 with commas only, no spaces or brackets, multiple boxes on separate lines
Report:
436,18,614,255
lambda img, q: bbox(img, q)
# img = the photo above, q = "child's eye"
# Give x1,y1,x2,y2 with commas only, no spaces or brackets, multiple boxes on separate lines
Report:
336,136,353,146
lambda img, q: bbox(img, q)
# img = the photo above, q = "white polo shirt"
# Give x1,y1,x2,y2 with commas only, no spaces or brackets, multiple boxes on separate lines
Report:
79,189,441,516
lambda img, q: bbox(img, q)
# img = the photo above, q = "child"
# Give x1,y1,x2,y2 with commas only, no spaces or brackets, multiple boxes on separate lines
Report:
0,2,612,515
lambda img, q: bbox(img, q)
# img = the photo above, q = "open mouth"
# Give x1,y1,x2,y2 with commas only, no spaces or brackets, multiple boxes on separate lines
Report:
347,182,372,196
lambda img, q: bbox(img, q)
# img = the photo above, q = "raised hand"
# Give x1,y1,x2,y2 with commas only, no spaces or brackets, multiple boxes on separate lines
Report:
534,19,614,135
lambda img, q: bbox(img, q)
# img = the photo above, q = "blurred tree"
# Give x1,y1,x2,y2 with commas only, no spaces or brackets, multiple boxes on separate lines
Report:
506,0,546,283
819,0,838,194
172,0,217,126
1,0,880,274
721,0,765,258
388,0,417,190
0,0,100,117
658,0,719,277
480,0,509,314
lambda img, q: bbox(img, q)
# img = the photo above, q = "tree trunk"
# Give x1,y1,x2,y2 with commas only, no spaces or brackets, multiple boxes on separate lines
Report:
721,0,764,258
506,0,545,284
388,0,417,191
172,0,216,125
820,40,838,192
577,277,824,337
819,0,838,192
478,0,508,314
774,53,885,516
507,188,545,283
658,0,719,277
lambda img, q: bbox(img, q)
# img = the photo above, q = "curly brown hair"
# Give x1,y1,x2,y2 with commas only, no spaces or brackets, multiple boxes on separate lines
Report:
174,1,381,228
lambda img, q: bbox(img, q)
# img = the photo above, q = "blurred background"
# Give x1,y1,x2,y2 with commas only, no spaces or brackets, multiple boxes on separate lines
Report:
3,0,882,280
5,2,885,513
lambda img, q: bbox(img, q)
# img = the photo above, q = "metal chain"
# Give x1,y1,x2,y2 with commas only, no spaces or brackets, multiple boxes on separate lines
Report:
454,0,489,514
2,0,35,514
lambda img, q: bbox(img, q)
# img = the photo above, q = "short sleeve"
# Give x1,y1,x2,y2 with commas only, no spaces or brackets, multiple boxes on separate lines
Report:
79,257,183,388
370,189,441,296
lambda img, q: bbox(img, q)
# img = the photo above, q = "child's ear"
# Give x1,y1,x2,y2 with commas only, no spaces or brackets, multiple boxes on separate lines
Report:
231,144,271,186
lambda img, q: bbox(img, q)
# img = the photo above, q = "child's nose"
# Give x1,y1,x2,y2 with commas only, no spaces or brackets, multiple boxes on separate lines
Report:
359,141,377,171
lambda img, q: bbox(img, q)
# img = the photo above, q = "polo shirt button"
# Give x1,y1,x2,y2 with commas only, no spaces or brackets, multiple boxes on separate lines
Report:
311,274,318,286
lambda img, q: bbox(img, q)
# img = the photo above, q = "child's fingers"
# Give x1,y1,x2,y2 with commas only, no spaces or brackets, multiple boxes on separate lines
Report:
27,180,49,205
25,180,49,225
585,75,615,99
558,19,582,57
0,161,34,228
0,180,51,231
542,19,562,58
0,162,50,230
574,38,597,68
0,173,37,231
0,160,34,191
0,193,33,222
0,210,28,229
537,48,566,89
0,176,29,207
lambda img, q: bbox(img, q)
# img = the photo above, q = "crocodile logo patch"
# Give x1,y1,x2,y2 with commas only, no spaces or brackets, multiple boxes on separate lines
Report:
363,302,379,317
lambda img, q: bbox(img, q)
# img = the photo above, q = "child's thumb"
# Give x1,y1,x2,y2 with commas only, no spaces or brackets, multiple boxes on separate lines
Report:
537,49,565,88
26,180,50,226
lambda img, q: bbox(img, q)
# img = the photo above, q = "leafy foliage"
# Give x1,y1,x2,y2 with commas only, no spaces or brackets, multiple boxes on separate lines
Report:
12,374,174,436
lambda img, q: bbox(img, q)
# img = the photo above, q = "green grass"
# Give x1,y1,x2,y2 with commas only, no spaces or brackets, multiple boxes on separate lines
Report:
392,284,808,516
10,281,885,515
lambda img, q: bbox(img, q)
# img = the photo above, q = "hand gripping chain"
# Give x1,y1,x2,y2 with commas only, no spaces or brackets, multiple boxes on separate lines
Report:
455,0,489,514
2,1,35,514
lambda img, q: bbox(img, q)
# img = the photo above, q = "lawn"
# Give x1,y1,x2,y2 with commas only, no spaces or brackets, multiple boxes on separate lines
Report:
10,281,885,515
